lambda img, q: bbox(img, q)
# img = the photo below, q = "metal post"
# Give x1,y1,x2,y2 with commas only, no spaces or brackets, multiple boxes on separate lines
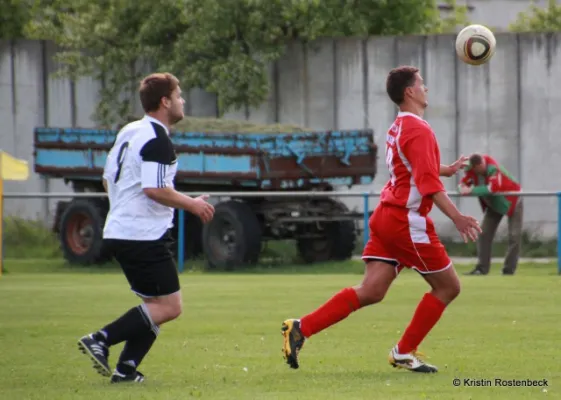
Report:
558,193,561,275
178,209,185,273
363,192,369,247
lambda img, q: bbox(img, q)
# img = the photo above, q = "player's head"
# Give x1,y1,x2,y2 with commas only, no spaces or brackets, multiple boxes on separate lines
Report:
386,66,428,109
139,72,185,125
468,153,486,174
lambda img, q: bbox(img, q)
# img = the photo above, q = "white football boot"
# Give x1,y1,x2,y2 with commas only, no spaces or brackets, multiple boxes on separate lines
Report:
388,345,438,373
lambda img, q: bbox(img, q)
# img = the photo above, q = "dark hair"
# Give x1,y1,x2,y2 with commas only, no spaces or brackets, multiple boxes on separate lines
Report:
139,72,180,113
469,153,484,166
386,66,419,105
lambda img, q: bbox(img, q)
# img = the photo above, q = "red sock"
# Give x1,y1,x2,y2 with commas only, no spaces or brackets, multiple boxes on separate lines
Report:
397,292,446,354
300,287,361,338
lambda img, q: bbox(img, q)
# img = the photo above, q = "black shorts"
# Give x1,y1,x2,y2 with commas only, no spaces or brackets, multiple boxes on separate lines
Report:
104,230,180,298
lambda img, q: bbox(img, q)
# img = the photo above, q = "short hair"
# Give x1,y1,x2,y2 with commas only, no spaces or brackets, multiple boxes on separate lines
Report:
139,73,180,113
386,66,419,105
469,153,484,167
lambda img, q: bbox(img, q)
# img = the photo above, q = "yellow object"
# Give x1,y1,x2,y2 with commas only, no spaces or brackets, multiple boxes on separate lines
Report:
1,151,29,180
0,151,30,277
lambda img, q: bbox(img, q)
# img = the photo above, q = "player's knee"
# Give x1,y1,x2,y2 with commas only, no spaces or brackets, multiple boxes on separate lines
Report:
148,293,183,323
356,261,395,306
355,284,386,306
437,280,461,304
157,302,182,323
166,297,183,320
449,280,461,300
364,290,386,305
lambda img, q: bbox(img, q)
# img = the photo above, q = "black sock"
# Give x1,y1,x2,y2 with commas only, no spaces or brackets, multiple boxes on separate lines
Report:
93,304,154,347
117,328,159,374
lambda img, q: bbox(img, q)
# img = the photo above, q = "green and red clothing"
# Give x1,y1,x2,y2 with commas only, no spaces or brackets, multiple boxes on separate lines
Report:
460,155,521,217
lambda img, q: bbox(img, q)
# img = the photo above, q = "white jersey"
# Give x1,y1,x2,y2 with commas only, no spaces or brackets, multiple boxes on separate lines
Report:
102,115,178,241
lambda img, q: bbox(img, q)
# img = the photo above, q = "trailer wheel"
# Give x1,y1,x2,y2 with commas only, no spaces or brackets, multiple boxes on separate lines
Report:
202,200,262,270
297,236,332,263
297,200,357,263
329,201,357,261
59,199,111,265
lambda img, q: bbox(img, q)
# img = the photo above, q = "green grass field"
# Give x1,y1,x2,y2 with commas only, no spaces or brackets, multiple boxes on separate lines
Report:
0,259,559,399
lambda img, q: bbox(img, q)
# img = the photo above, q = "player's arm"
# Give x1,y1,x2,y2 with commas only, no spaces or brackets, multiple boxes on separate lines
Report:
102,148,115,192
140,138,214,222
404,132,481,241
404,132,462,221
439,155,468,177
439,164,454,177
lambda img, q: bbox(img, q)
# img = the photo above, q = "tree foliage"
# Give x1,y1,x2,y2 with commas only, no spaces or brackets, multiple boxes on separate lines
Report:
0,0,35,39
24,0,469,126
509,0,561,32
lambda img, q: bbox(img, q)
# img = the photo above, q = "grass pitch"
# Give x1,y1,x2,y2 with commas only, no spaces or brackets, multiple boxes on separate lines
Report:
0,259,559,399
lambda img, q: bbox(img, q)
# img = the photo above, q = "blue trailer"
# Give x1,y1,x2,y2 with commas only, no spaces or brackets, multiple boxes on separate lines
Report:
33,126,378,269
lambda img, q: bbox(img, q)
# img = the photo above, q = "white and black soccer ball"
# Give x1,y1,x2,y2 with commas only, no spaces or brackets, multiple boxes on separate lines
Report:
455,24,496,66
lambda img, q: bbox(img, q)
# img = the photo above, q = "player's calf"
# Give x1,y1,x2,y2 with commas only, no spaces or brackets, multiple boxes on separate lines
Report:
279,262,395,370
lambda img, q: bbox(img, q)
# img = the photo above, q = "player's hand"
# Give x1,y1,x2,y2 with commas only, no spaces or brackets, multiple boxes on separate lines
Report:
449,155,469,174
453,214,482,243
458,184,472,195
191,194,215,223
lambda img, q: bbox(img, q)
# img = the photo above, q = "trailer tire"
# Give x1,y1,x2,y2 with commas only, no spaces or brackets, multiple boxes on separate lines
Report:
202,200,262,270
59,199,111,265
329,219,357,260
296,236,332,264
297,200,357,263
330,201,357,261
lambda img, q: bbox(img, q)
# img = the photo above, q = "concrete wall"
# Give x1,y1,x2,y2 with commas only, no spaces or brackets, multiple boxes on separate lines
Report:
2,33,561,240
0,40,216,225
223,32,561,239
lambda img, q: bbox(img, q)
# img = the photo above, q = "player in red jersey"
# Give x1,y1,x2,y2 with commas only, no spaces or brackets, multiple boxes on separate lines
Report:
280,66,482,373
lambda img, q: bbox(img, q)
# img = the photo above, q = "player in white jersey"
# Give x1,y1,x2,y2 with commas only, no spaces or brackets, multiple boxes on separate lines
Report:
77,72,215,383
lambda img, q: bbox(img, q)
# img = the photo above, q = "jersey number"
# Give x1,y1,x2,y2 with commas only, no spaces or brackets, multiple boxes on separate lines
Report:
114,142,129,183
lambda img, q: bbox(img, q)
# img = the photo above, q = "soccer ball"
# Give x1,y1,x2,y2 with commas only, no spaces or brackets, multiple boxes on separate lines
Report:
455,24,496,66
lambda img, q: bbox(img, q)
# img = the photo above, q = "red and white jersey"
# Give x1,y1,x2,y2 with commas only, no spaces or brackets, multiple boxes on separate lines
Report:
379,111,444,217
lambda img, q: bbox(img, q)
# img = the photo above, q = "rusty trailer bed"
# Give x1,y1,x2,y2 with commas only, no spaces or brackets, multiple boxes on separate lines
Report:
33,127,377,190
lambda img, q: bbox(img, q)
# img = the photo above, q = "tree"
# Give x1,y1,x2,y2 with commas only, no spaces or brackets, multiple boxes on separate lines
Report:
0,0,35,39
25,0,469,126
509,0,561,32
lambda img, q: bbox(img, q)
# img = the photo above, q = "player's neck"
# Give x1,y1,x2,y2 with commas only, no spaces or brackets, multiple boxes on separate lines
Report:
398,104,425,119
146,112,172,132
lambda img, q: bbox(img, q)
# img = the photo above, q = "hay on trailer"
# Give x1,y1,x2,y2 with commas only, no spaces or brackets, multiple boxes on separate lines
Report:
172,116,312,134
